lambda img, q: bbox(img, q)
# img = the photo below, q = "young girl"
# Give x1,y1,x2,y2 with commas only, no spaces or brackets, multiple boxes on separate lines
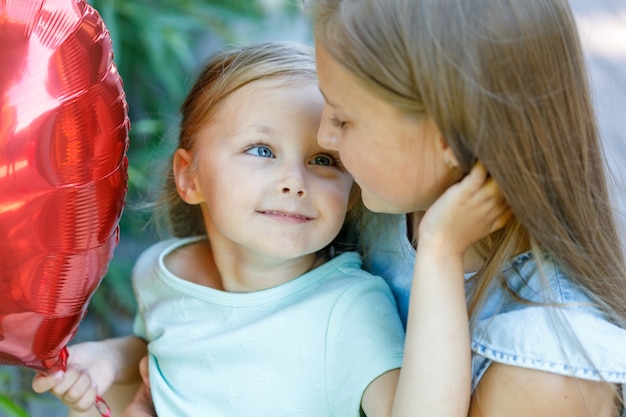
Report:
305,0,626,416
33,41,509,417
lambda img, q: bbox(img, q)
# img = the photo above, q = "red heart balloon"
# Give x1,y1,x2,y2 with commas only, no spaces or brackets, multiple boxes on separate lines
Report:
0,0,129,373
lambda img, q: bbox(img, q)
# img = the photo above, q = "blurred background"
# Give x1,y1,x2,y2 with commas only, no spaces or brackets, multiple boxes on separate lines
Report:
1,0,624,416
1,0,310,415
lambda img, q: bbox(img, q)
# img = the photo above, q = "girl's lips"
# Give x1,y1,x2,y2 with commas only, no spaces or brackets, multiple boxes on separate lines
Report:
258,210,313,221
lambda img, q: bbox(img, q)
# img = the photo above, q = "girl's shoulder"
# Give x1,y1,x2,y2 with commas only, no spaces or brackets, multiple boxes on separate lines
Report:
471,250,626,389
161,238,219,288
133,236,209,283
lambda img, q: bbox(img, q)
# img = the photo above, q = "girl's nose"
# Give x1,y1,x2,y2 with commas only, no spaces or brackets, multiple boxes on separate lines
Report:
278,164,308,197
282,186,305,196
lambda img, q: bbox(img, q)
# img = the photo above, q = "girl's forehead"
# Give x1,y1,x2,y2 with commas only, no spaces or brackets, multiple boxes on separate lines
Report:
195,80,323,143
219,78,318,106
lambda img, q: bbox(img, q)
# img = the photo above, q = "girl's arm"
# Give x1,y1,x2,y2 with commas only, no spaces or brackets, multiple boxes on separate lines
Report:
32,335,147,412
362,163,511,417
469,363,618,417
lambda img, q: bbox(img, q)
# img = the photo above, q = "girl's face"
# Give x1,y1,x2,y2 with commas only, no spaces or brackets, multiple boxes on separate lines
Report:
175,79,353,263
315,42,458,214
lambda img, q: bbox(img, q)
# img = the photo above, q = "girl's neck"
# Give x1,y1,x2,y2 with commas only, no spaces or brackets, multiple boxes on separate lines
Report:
214,248,323,293
166,239,324,293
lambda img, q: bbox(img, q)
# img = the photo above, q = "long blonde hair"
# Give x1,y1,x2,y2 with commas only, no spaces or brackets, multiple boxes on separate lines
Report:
305,0,626,326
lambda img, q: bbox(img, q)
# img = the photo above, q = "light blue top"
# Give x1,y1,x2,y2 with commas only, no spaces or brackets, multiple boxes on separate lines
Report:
133,237,405,417
361,212,626,410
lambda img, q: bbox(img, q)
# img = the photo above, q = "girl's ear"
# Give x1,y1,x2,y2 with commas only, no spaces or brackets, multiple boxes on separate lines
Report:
173,148,204,204
436,132,460,171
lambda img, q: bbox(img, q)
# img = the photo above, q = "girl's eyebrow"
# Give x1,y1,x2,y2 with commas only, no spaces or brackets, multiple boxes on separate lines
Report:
230,125,273,141
243,125,273,136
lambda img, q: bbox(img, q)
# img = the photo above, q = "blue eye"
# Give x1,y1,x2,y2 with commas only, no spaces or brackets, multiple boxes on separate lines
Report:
246,145,274,158
311,154,339,167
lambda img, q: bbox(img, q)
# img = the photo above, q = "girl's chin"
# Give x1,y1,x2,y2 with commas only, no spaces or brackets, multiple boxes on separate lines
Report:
361,191,418,215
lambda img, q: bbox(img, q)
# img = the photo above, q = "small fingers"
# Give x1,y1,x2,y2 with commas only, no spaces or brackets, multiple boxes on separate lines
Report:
490,207,514,233
458,162,505,207
473,176,502,202
65,373,98,411
472,174,512,233
461,161,489,192
483,180,512,232
67,383,99,411
32,371,63,393
49,364,81,397
51,365,99,411
139,356,150,388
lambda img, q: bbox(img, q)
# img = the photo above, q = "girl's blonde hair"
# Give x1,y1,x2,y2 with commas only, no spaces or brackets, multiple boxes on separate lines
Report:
160,41,360,256
305,0,626,326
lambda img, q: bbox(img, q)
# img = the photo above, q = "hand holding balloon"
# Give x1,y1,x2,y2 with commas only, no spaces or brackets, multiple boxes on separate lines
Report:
32,341,118,412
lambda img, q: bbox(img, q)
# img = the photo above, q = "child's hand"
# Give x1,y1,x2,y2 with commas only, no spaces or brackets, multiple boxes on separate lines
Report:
32,341,117,411
419,162,512,256
122,356,156,417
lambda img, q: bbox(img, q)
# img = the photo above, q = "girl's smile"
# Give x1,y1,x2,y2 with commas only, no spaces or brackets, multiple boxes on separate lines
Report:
258,210,315,223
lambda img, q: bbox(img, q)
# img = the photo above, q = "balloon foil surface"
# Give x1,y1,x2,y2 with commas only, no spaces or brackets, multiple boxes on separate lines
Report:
0,0,129,372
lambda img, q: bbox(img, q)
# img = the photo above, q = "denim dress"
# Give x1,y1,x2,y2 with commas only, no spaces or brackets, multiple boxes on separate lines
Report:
361,212,626,414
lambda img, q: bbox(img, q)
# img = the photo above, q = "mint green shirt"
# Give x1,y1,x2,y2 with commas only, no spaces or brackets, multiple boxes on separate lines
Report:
133,237,405,416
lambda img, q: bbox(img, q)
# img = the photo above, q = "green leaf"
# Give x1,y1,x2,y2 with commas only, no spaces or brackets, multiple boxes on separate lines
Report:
0,395,29,417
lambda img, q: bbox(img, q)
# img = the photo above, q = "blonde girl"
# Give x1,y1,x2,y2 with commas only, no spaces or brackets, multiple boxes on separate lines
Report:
306,0,626,416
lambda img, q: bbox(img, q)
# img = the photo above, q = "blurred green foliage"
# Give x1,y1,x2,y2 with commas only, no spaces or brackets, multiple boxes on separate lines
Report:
4,1,307,415
0,366,58,417
84,0,305,334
